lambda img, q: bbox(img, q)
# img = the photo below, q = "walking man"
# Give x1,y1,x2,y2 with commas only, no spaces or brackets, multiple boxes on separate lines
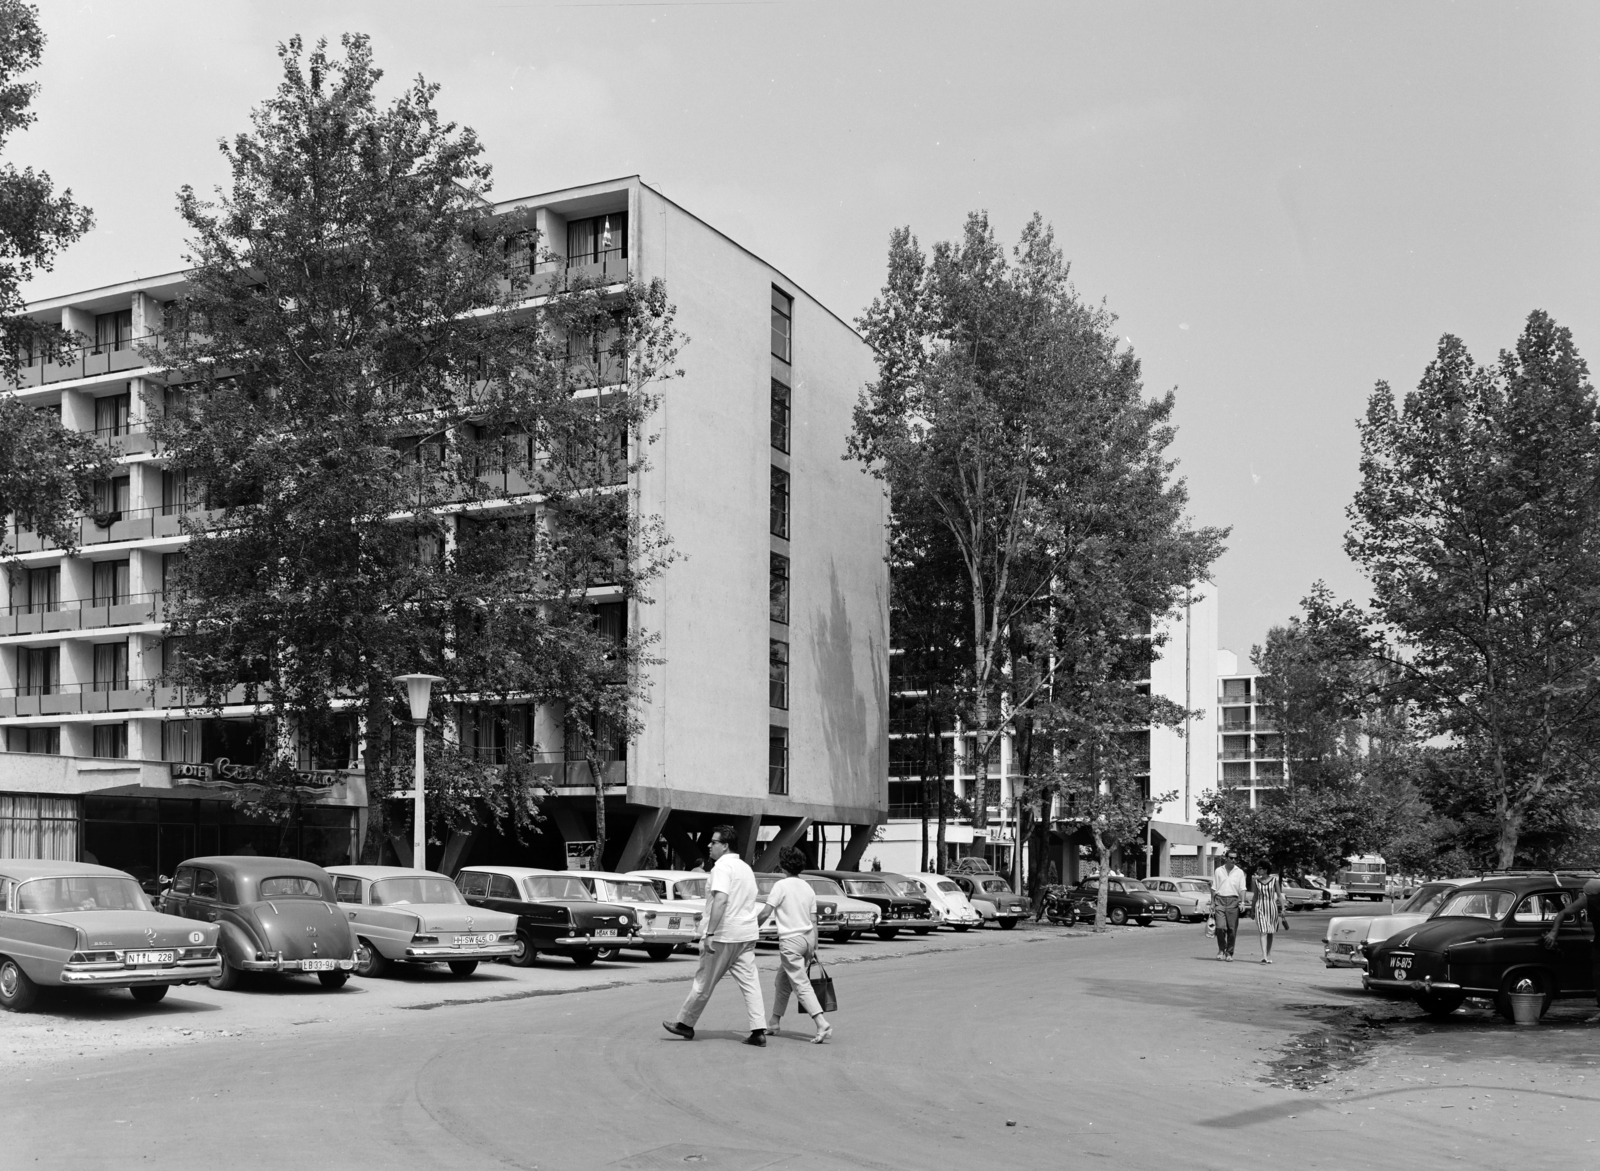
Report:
663,825,768,1046
762,847,834,1044
1210,853,1248,961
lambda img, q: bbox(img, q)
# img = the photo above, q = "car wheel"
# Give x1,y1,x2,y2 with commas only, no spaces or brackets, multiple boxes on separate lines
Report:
509,933,539,968
0,958,39,1012
1495,972,1552,1022
951,925,970,933
1416,989,1465,1019
1165,905,1183,922
318,970,349,990
595,947,621,962
831,931,854,944
1108,908,1128,926
354,939,389,979
208,953,242,992
998,917,1018,931
913,927,933,936
570,950,599,968
447,960,479,977
874,928,899,941
130,984,169,1004
645,946,675,962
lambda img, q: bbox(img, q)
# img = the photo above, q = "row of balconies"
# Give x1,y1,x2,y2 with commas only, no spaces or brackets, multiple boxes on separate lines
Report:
2,592,163,636
7,507,202,554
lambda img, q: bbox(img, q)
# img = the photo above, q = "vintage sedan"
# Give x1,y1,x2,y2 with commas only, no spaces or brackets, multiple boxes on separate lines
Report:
800,874,878,942
752,872,844,943
0,859,220,1011
1064,876,1167,927
1144,877,1213,922
326,865,518,978
628,869,709,909
1281,877,1334,911
906,873,984,931
571,871,700,961
1323,879,1473,969
161,856,356,990
806,870,933,940
1364,876,1597,1019
456,866,635,967
949,873,1033,929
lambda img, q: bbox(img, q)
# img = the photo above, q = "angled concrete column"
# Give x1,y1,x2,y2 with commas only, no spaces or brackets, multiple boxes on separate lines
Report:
616,806,671,872
736,814,761,866
663,825,705,871
389,834,413,868
755,816,812,872
439,830,475,876
836,823,876,871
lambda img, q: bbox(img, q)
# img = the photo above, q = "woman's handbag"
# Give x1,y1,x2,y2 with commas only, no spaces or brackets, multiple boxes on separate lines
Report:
807,957,838,1013
1279,916,1290,932
1205,916,1216,938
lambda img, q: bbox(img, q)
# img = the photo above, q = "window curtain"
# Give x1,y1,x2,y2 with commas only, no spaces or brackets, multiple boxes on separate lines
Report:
0,796,80,861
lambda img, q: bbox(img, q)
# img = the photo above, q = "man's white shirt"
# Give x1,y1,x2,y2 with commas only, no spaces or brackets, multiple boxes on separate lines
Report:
708,851,761,943
1211,865,1248,898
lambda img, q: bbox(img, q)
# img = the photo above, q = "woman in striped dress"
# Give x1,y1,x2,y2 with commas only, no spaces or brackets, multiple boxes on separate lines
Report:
1253,863,1284,963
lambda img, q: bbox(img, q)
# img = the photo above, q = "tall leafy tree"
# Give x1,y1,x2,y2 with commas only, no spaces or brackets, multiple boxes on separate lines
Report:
0,0,110,556
150,35,679,860
1347,312,1600,868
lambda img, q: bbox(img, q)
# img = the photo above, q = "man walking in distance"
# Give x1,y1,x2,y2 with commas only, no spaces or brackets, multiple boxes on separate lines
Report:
663,825,768,1046
762,847,834,1044
1210,853,1248,961
1542,875,1600,1023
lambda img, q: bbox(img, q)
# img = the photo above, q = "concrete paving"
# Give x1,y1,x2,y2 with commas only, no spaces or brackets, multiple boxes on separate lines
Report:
2,912,1597,1169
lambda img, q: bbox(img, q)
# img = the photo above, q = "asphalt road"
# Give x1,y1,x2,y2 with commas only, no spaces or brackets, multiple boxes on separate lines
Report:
3,912,1598,1170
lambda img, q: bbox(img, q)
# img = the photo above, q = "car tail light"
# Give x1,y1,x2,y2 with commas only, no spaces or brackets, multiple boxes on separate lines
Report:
412,934,439,944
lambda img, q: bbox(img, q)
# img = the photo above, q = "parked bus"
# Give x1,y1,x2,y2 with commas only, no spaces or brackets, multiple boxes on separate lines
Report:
1335,855,1387,901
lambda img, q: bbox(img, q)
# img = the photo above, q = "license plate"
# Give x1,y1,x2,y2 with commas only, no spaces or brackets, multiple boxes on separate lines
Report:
300,959,337,972
454,933,496,947
124,950,175,966
595,928,618,938
1390,956,1411,977
1335,943,1355,953
667,917,681,930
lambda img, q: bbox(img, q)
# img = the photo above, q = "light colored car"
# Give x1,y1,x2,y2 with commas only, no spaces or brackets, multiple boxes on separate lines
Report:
905,873,984,931
1323,878,1474,969
1144,877,1213,922
754,872,847,942
0,859,221,1011
327,865,519,978
627,869,709,912
1306,876,1349,902
800,874,879,942
572,871,701,961
950,873,1032,928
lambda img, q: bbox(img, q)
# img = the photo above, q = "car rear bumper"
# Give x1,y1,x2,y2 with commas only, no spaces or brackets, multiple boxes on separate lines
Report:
1365,977,1462,995
404,943,520,962
61,959,222,985
239,956,356,972
549,935,638,950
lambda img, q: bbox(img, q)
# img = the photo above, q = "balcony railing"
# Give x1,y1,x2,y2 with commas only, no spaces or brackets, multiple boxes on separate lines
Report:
0,681,147,717
6,335,156,390
500,250,632,298
91,420,157,455
1,591,164,636
7,506,212,554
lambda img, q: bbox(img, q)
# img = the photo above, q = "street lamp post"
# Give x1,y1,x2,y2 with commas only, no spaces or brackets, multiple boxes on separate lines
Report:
394,673,445,870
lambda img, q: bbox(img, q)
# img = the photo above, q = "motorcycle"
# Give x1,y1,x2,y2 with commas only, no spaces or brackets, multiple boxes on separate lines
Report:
1039,885,1080,926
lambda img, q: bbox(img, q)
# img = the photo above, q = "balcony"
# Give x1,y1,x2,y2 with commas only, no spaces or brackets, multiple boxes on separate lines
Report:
92,420,157,456
7,507,204,554
1,592,164,636
0,681,147,718
6,337,154,390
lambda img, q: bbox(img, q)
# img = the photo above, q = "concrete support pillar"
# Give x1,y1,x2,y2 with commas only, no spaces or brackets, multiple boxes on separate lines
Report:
389,834,413,867
837,823,875,871
735,814,760,866
755,816,812,872
439,830,474,876
616,805,671,872
663,825,705,871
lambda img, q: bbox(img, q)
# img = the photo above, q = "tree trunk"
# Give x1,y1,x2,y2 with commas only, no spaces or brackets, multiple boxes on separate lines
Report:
919,699,931,872
1496,803,1521,870
1093,832,1112,931
935,716,948,872
971,692,991,841
360,679,389,864
589,751,607,868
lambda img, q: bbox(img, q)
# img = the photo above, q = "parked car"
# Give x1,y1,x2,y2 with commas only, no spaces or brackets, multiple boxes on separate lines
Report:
1323,878,1474,969
799,874,878,942
1364,876,1597,1019
1143,877,1213,922
571,871,700,961
161,856,356,990
455,866,635,967
877,872,942,935
949,873,1032,929
1281,877,1334,911
1065,876,1167,926
326,865,518,978
1306,876,1348,902
805,871,932,940
752,872,844,943
0,859,221,1012
904,873,984,931
627,870,709,910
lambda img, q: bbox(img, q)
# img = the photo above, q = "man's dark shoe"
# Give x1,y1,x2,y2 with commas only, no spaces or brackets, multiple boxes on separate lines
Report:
663,1020,695,1040
743,1030,767,1047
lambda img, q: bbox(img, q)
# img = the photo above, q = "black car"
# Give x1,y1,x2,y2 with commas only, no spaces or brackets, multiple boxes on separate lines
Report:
1065,876,1167,927
805,870,934,941
456,866,636,967
1365,875,1596,1019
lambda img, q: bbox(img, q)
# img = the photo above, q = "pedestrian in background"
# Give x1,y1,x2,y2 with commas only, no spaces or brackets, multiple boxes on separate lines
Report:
1252,862,1284,964
1542,875,1600,1023
663,825,768,1046
761,847,834,1044
1210,853,1248,961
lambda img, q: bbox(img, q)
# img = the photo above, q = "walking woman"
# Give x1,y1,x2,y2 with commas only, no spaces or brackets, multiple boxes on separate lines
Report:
761,847,834,1043
1253,862,1285,963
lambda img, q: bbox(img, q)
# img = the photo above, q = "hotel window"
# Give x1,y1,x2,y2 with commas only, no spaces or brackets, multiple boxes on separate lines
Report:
92,560,131,606
769,639,789,710
18,646,59,695
6,727,60,755
93,308,132,352
771,288,792,363
92,723,128,759
161,469,190,515
769,727,788,796
567,212,628,265
93,641,129,692
93,475,131,519
161,552,185,597
94,392,131,437
770,467,790,539
25,566,58,613
769,553,789,624
771,379,790,453
162,719,200,764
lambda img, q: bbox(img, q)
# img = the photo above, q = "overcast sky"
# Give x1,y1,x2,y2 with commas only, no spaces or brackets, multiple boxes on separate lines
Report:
17,1,1598,662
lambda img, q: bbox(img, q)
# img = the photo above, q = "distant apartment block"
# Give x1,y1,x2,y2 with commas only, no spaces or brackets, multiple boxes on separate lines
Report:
1216,650,1288,808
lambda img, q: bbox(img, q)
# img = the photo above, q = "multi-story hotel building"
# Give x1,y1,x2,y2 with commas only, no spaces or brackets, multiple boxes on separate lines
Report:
0,176,888,880
1215,650,1288,809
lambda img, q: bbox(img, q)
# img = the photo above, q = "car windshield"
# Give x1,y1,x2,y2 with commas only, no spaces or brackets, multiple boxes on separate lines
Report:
937,881,961,893
1436,889,1516,920
524,876,592,901
980,879,1013,894
845,879,893,897
806,877,844,898
1399,883,1456,916
891,881,922,896
1178,881,1210,893
1121,879,1148,892
15,876,152,914
371,878,465,906
601,880,661,903
258,876,324,899
673,878,707,900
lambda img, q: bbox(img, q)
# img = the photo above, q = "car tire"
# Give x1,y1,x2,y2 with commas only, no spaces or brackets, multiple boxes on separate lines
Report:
354,939,389,979
0,957,39,1012
595,947,621,962
318,970,349,990
913,927,933,936
130,984,169,1004
645,946,675,962
1165,905,1183,923
447,960,479,977
1495,971,1552,1022
831,931,854,944
208,954,242,992
1109,908,1128,926
951,925,970,933
1417,989,1465,1019
998,918,1018,931
509,933,539,968
874,928,899,941
570,950,599,968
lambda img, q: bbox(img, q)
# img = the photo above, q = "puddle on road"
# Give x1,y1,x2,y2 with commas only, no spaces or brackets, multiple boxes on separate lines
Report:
1263,1004,1399,1091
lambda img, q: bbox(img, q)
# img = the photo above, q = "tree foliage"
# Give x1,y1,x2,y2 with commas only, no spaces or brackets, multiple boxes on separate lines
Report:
150,35,681,857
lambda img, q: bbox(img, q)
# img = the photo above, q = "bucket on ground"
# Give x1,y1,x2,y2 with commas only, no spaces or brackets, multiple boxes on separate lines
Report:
1508,991,1543,1026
